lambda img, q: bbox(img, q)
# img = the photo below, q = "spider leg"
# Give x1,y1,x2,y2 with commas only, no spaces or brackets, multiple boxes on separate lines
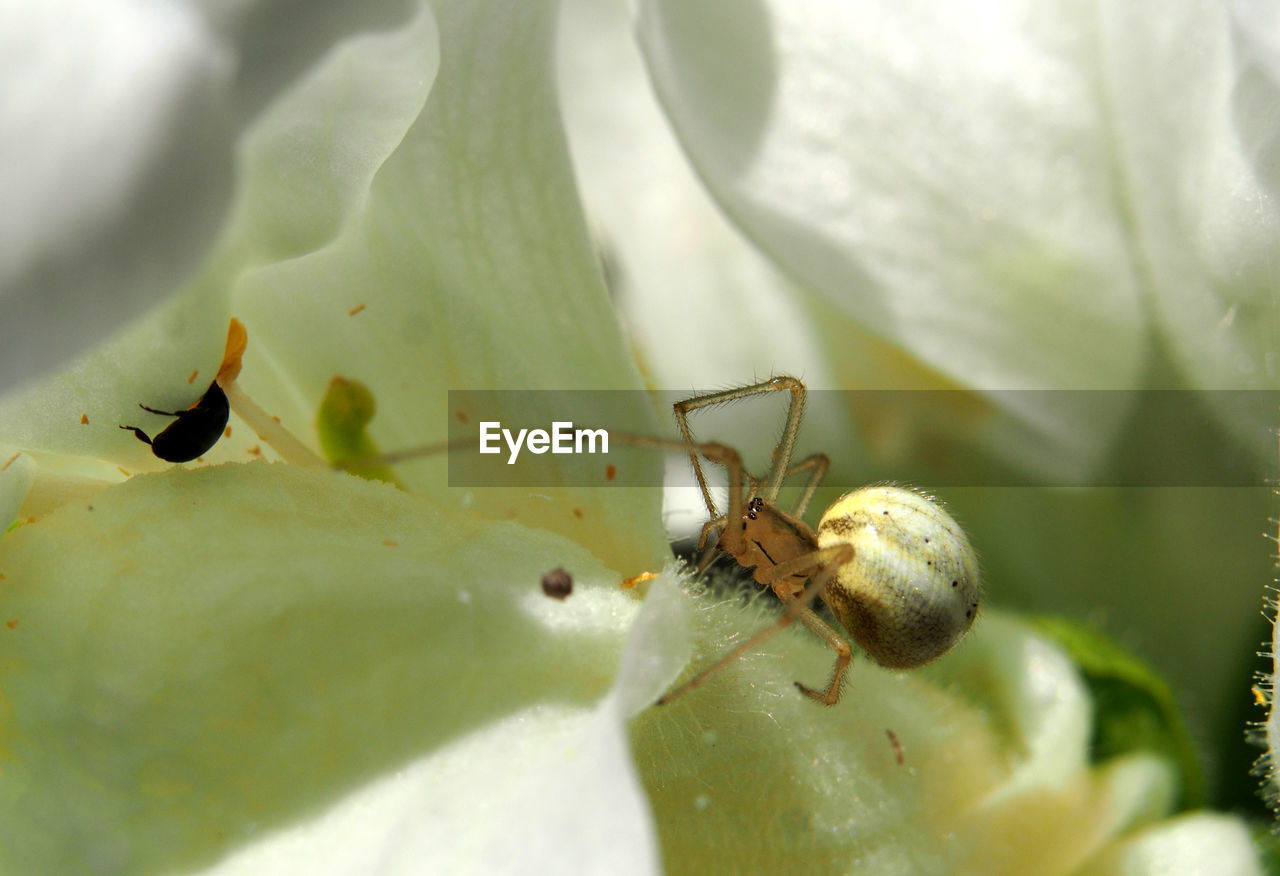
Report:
696,516,727,552
606,433,750,556
656,543,854,707
780,452,830,518
754,544,855,706
672,376,806,515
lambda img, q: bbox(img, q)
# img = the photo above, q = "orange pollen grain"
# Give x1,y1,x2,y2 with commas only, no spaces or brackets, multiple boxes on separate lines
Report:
80,414,89,425
605,464,617,482
224,426,232,438
187,369,199,384
4,619,16,630
621,571,658,590
348,303,366,316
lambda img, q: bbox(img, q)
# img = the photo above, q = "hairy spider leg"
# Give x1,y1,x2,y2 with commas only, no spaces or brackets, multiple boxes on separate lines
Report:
611,433,854,705
655,541,854,705
673,376,806,518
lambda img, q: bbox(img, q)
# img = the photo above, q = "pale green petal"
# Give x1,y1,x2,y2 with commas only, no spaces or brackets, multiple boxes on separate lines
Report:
0,460,654,873
927,620,1175,872
0,0,666,569
629,598,1174,874
202,706,661,876
0,0,422,395
198,576,690,876
962,755,1176,874
228,0,666,568
0,456,1214,872
233,0,649,397
954,621,1092,798
0,5,438,465
0,451,35,529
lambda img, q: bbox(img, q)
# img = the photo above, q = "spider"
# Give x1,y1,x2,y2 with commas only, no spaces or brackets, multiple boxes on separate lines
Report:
332,374,980,706
639,375,981,706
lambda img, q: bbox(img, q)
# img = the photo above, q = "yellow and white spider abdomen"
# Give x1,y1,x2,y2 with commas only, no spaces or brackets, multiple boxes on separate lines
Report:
816,486,979,670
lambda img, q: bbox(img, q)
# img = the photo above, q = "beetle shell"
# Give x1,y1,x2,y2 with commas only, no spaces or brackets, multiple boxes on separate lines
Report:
816,486,979,669
121,381,230,463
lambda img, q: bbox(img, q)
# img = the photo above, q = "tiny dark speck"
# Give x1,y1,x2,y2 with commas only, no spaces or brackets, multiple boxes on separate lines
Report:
541,567,573,600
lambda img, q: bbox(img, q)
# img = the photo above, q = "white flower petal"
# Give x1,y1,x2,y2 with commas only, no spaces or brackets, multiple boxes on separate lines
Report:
557,0,836,393
200,566,691,875
0,4,439,465
0,0,235,393
635,0,1279,476
636,0,1146,393
0,0,425,396
606,571,694,717
1231,0,1280,89
1092,4,1280,456
222,0,667,566
0,460,657,872
974,625,1092,799
1082,813,1263,875
202,705,661,876
198,0,417,122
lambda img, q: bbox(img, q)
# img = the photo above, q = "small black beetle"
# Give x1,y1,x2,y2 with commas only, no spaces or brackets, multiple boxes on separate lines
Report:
119,380,230,463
